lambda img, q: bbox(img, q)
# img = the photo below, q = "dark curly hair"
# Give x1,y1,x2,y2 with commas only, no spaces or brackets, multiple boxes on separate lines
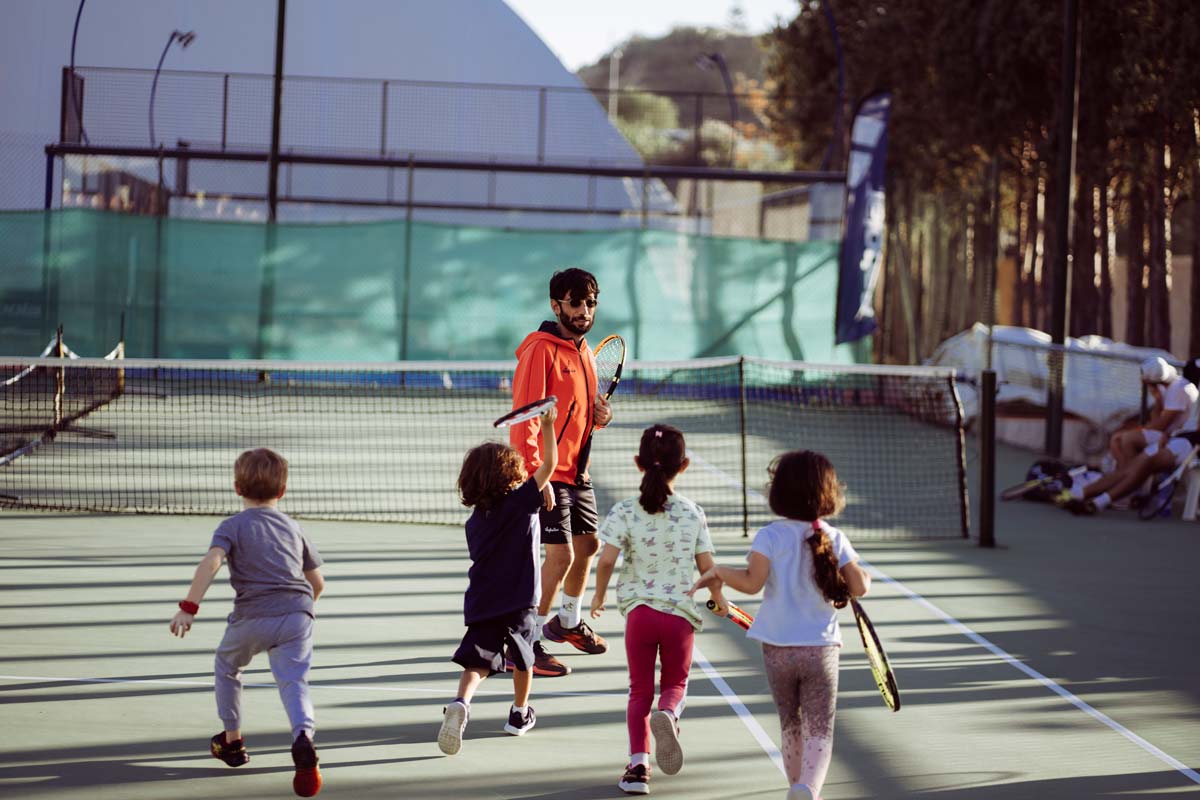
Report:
458,442,527,511
635,424,687,513
767,450,849,608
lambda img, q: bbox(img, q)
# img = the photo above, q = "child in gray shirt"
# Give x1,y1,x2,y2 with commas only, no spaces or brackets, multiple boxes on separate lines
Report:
170,448,326,798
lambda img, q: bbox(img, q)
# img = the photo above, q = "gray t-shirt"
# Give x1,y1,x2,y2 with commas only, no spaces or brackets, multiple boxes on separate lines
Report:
210,506,323,621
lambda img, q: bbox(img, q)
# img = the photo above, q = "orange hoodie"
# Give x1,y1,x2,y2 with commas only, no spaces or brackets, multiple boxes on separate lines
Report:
510,322,601,483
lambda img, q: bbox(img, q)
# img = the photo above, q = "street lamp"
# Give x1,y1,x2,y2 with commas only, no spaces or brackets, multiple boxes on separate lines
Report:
69,0,89,144
695,51,738,166
607,48,623,122
149,30,197,146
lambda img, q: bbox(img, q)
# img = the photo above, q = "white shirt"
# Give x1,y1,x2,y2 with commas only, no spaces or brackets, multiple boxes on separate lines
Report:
1159,377,1199,435
746,519,859,647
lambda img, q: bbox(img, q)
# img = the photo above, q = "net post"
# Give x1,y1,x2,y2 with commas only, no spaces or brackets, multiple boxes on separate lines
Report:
948,371,971,539
739,356,749,538
54,325,65,428
979,369,997,547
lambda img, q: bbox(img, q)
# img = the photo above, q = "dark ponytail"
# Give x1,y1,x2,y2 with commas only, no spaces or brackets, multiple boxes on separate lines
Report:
766,450,849,607
807,521,850,608
636,424,687,513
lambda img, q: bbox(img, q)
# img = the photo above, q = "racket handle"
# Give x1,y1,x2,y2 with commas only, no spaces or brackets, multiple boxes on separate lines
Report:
705,599,726,615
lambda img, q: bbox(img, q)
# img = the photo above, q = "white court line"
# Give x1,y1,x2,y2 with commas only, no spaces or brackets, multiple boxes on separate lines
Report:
691,644,787,779
0,674,622,699
861,563,1200,785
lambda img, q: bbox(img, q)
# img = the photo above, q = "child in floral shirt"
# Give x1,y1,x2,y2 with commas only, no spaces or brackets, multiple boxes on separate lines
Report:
589,424,724,796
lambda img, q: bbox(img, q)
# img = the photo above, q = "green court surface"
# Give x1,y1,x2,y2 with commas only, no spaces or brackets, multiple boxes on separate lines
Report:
2,442,1199,799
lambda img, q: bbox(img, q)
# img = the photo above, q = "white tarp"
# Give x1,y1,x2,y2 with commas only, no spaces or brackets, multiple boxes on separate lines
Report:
927,323,1180,431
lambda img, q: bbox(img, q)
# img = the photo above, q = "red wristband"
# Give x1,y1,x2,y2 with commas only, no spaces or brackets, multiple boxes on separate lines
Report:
178,600,200,615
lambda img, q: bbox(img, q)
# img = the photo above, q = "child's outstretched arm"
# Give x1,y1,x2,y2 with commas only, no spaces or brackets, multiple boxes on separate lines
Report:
305,567,325,600
169,546,226,637
589,543,620,618
694,551,727,610
689,553,770,597
532,405,559,491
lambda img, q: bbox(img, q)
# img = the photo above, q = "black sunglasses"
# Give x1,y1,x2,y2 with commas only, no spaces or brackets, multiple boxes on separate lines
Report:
557,297,597,309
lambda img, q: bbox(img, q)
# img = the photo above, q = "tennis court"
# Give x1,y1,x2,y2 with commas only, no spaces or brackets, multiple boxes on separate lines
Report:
2,439,1199,799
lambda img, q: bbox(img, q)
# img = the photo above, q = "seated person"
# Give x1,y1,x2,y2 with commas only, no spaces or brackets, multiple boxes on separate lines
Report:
1106,357,1197,471
1059,430,1198,514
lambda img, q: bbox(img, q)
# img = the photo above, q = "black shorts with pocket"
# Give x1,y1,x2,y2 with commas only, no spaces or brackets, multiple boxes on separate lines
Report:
452,607,537,676
539,478,599,545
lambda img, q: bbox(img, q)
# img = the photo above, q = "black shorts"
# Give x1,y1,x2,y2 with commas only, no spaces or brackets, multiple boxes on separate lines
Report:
452,607,537,676
539,478,598,545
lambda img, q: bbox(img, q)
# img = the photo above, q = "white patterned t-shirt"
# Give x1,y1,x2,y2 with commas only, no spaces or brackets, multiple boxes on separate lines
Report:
598,493,714,629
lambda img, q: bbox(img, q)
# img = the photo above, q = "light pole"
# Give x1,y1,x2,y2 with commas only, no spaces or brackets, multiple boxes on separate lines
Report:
69,0,89,144
149,30,196,146
695,51,737,166
607,48,623,122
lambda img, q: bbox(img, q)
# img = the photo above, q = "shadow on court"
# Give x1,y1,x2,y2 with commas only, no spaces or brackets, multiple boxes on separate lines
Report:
2,446,1199,800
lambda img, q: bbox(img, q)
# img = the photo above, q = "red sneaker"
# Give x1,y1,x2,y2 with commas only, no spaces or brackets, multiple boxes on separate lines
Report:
291,732,322,797
542,616,608,654
506,641,572,676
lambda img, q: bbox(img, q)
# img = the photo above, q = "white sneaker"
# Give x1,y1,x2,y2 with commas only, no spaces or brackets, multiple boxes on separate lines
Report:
438,700,468,755
650,709,683,775
786,784,817,800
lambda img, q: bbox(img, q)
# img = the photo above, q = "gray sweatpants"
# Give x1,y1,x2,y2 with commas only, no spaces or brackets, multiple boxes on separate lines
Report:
215,611,315,740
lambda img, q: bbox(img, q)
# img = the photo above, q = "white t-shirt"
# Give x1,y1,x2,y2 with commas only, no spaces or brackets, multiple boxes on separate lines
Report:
1158,377,1199,435
746,519,859,647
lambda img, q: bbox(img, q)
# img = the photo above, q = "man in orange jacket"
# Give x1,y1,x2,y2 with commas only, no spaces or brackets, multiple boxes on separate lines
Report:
510,268,613,676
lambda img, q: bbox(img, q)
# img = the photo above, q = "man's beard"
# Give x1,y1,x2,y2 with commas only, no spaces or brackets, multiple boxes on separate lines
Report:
558,307,593,336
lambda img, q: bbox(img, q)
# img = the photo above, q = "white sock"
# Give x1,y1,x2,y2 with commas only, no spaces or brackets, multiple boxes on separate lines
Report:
536,614,549,642
630,752,650,767
512,704,528,715
559,594,582,628
1093,492,1111,510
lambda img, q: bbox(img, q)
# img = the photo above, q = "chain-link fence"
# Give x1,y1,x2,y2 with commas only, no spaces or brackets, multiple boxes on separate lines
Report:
63,67,791,170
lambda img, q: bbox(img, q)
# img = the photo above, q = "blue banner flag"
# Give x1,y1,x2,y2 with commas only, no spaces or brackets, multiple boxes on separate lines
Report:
835,92,892,345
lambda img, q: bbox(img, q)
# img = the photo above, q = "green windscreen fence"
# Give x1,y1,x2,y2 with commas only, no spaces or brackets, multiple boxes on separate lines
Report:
1,209,860,363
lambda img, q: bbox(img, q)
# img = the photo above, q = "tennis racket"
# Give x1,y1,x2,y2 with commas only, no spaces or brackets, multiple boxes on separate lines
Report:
706,599,754,630
1138,443,1199,520
494,395,557,428
851,597,900,712
593,334,626,401
1000,464,1088,501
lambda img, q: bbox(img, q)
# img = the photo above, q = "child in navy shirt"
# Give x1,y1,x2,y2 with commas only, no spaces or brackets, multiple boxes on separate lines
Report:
438,405,558,755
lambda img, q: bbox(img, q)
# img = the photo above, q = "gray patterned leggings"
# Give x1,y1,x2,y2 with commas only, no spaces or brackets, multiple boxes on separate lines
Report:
762,643,839,793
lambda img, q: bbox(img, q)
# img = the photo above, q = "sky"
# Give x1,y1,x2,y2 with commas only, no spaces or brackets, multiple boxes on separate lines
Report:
504,0,799,71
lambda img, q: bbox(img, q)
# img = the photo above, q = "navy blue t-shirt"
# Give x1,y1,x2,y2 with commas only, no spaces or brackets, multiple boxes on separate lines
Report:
463,478,542,624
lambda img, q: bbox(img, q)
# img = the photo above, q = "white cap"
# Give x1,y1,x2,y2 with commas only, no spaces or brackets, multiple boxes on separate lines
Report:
1140,356,1177,384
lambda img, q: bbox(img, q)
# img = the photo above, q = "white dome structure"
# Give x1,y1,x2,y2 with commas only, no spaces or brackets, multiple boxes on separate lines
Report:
0,0,677,227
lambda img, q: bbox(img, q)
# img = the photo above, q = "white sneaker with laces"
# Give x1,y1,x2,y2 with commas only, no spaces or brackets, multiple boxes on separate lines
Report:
650,709,683,775
438,700,468,755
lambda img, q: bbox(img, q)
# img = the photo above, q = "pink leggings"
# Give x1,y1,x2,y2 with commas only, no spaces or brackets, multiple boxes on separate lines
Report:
762,643,839,793
624,605,695,753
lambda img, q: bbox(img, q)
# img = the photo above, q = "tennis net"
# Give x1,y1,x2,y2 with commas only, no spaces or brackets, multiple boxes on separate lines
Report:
0,355,967,539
